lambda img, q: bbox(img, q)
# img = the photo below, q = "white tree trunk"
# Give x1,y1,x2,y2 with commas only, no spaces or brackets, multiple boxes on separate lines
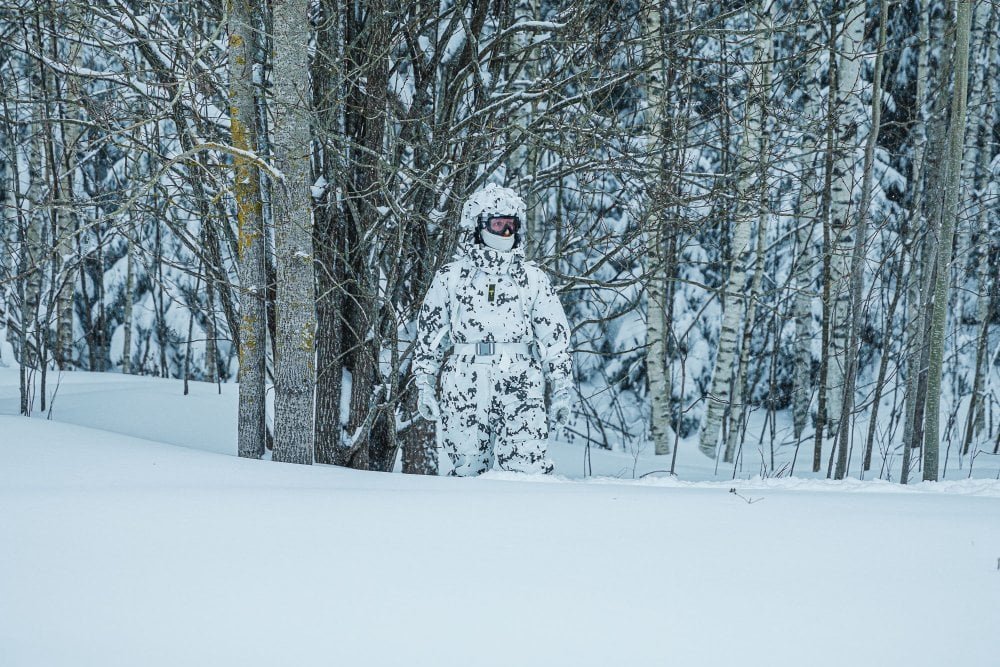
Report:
923,0,973,481
49,11,80,372
834,0,889,479
271,0,316,465
643,0,676,455
54,118,79,370
699,5,768,459
791,0,824,440
824,0,865,432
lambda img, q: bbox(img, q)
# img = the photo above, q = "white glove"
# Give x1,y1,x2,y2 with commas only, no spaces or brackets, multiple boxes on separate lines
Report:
416,377,440,422
550,387,572,427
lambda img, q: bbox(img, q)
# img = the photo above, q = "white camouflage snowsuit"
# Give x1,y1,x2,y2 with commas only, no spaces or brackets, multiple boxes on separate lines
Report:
414,190,573,476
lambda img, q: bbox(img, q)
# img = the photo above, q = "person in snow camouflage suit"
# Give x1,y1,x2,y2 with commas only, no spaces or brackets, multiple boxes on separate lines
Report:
414,184,574,476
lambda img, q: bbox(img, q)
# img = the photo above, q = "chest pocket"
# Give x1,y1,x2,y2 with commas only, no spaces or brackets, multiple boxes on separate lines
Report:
448,263,536,343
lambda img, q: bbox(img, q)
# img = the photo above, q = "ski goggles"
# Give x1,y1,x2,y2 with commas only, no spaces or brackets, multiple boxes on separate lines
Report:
481,215,520,236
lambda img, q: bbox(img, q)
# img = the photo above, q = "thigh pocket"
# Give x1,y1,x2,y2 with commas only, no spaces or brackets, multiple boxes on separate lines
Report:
498,358,545,406
503,398,548,442
440,362,482,414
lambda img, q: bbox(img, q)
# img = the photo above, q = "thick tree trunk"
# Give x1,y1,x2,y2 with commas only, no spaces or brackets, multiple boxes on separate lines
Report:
923,0,973,482
342,0,392,470
271,0,317,465
229,0,272,460
313,0,346,466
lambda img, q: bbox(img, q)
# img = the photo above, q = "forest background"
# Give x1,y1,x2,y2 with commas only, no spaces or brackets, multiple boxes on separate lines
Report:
0,0,997,484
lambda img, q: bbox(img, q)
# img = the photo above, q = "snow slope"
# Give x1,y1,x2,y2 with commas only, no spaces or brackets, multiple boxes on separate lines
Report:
1,369,999,666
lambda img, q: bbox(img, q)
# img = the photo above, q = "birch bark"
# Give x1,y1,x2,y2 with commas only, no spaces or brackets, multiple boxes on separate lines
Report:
834,0,888,480
790,0,824,441
643,0,676,456
49,5,79,371
698,5,767,459
723,8,772,464
825,0,865,434
271,0,317,465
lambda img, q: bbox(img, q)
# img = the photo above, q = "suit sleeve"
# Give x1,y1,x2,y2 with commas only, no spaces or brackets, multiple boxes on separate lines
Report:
414,267,452,381
529,267,573,393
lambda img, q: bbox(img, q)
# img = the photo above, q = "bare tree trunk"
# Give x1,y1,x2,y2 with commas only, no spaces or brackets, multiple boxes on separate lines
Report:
825,0,865,434
342,0,393,470
864,247,905,474
834,0,888,480
899,4,932,484
643,0,677,456
122,234,134,374
923,0,973,482
791,0,824,442
230,0,268,459
699,4,768,459
724,161,769,465
960,0,996,457
906,8,955,472
724,7,772,465
271,0,317,465
7,67,39,413
812,14,839,473
49,4,80,371
313,0,346,466
509,0,540,256
205,277,219,384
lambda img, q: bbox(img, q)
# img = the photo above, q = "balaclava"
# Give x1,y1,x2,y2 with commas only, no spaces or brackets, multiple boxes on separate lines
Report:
459,184,527,253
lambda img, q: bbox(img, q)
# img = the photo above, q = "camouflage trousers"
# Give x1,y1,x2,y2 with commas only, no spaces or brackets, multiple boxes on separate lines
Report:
438,353,554,476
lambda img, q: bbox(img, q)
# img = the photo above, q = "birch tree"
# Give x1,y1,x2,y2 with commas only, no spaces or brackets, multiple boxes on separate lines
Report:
825,0,865,434
698,4,768,459
834,0,888,480
790,0,825,442
723,5,772,465
644,0,677,456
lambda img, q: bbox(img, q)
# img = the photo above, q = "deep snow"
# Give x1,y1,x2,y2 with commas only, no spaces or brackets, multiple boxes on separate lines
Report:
1,369,999,666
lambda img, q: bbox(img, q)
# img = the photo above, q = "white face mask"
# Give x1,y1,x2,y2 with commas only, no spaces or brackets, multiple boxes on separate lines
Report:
481,229,516,252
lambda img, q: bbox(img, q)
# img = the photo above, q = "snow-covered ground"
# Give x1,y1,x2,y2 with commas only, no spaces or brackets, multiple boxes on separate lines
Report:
2,369,999,666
